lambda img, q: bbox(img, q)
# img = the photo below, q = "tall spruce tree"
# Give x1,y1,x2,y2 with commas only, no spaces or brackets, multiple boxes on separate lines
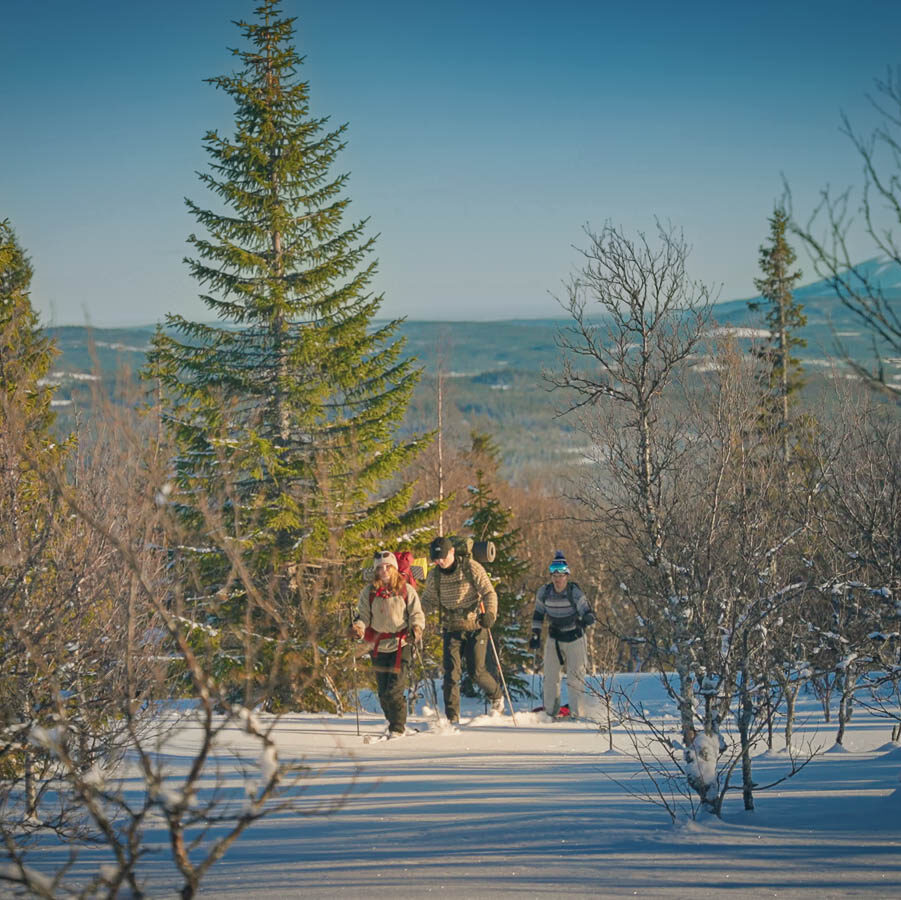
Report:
0,220,64,788
463,433,531,698
747,210,812,753
0,220,56,439
749,208,806,461
147,3,430,708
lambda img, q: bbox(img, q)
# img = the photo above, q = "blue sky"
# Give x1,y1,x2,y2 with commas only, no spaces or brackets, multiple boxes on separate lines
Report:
3,0,900,326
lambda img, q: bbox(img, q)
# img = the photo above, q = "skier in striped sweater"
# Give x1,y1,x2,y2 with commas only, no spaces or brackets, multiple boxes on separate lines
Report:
530,551,595,719
420,536,504,724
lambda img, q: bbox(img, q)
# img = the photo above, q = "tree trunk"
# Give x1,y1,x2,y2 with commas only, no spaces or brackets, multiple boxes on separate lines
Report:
437,373,444,535
784,686,797,749
835,706,846,745
835,675,854,745
678,669,720,815
814,675,832,723
24,748,36,818
738,654,755,811
778,294,790,464
677,666,696,746
606,699,614,753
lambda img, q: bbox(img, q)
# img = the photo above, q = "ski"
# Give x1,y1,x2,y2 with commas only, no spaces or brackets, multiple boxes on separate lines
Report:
362,726,421,744
532,704,571,721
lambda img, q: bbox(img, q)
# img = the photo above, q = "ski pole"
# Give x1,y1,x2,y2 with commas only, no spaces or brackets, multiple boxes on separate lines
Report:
531,651,538,704
348,605,360,736
412,640,439,713
486,628,517,727
479,600,517,727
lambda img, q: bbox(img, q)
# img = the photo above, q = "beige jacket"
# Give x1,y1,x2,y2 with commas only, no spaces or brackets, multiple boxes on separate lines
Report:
420,558,497,632
355,582,425,654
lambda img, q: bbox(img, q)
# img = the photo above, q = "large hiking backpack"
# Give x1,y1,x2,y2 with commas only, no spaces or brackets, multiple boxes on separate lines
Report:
444,537,496,593
395,550,425,588
453,537,495,565
434,537,496,630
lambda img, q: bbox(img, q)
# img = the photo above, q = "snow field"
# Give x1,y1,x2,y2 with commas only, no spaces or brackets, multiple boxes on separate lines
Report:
25,674,901,897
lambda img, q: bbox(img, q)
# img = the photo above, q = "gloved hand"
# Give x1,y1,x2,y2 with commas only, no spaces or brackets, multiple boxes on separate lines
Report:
581,612,596,628
478,611,496,629
412,625,423,642
351,620,365,640
529,630,541,650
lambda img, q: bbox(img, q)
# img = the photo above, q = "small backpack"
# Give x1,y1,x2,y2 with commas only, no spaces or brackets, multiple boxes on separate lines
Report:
542,581,585,640
542,580,579,614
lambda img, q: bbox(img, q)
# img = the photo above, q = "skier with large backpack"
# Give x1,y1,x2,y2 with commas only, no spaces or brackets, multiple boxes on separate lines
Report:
351,550,425,737
420,536,504,724
530,550,596,719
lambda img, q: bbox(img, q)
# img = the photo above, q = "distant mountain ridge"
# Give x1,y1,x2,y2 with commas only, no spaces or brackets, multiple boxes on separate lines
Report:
44,256,900,371
710,255,901,360
43,258,899,382
39,258,901,474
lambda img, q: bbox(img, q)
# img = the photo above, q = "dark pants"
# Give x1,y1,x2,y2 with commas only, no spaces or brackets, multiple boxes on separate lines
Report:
442,629,501,721
372,645,411,733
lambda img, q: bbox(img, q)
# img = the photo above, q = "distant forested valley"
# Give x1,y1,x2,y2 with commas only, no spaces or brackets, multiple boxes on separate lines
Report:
42,299,898,479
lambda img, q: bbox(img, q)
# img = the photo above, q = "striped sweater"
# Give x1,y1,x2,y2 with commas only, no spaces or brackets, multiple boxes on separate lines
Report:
532,581,592,635
420,558,497,631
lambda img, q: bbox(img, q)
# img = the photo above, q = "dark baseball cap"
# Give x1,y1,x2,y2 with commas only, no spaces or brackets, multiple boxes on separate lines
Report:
429,536,453,560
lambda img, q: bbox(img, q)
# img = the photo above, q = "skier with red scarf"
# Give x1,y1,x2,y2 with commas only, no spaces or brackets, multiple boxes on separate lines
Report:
352,550,425,737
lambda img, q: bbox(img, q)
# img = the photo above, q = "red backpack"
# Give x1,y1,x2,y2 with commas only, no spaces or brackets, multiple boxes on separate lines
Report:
395,550,419,588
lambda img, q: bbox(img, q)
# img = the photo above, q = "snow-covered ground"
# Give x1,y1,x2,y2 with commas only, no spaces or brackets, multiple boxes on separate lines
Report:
27,675,901,898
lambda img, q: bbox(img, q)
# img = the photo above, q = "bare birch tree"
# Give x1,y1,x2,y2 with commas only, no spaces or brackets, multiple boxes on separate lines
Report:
551,223,822,813
804,389,901,745
789,67,901,397
1,369,350,898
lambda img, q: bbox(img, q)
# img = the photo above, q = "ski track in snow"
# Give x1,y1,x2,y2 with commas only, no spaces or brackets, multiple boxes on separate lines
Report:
24,675,901,898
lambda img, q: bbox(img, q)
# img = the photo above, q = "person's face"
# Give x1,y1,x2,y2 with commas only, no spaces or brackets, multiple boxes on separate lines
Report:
434,546,455,569
550,570,569,590
375,563,394,584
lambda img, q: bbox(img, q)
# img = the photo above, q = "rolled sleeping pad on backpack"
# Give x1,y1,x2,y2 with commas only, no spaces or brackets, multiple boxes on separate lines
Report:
454,537,496,564
472,540,495,564
472,541,497,563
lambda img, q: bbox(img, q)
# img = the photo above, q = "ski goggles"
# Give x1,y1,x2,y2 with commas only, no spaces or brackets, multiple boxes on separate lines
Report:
549,561,569,574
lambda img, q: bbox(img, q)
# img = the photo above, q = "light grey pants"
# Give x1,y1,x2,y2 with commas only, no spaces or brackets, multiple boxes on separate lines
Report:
543,634,588,717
